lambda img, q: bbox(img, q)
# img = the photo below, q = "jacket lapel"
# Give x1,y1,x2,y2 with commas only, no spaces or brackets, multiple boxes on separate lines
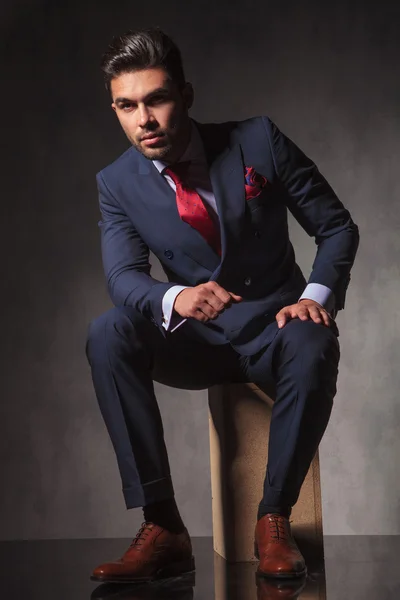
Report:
197,121,246,274
208,142,246,262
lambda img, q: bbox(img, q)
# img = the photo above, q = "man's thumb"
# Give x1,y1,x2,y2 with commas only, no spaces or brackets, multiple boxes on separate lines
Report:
229,292,243,302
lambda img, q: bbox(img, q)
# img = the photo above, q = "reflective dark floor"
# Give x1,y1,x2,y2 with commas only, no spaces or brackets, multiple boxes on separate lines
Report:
0,536,399,600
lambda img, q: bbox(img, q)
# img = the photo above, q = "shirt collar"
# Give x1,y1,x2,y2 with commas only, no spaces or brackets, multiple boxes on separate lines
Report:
152,120,206,174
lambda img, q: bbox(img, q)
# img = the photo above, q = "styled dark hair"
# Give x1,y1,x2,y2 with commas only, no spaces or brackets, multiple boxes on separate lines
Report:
101,28,186,93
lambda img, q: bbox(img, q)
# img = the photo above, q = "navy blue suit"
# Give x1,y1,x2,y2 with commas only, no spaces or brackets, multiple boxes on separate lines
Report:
86,116,359,515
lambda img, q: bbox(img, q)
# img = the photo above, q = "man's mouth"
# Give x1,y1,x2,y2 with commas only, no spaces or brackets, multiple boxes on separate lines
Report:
141,133,164,146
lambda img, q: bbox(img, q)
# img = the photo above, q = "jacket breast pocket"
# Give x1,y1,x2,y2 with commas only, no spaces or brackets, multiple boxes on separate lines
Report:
246,184,284,232
246,195,270,228
246,183,277,221
246,188,270,212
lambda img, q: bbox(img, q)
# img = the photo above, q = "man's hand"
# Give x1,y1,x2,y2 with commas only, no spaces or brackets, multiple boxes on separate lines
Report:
276,298,333,329
173,282,243,322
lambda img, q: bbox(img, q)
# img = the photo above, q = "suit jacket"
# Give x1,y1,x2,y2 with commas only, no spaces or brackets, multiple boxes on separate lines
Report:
96,116,359,356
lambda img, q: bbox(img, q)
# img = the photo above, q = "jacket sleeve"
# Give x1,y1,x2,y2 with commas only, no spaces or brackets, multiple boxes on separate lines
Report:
97,171,177,332
262,116,360,313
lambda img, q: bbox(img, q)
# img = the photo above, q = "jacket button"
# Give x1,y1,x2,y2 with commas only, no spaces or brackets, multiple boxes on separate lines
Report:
244,277,252,286
254,230,261,238
164,249,174,259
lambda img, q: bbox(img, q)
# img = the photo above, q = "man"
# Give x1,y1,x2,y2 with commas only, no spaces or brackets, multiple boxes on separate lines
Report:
86,28,359,583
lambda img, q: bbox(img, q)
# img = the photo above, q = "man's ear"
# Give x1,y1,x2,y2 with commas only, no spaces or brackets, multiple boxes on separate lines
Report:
111,103,116,112
182,82,194,109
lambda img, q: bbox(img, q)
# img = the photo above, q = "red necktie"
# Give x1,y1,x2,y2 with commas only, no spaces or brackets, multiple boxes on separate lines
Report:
164,162,221,256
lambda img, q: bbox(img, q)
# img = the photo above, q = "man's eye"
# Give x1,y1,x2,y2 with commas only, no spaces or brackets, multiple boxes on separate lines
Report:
150,95,166,104
121,103,134,110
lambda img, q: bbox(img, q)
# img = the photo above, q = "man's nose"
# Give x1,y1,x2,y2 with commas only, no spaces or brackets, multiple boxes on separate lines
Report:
138,105,152,127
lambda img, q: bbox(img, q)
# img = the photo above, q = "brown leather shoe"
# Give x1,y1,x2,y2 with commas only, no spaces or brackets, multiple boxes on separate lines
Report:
91,522,195,583
254,514,306,579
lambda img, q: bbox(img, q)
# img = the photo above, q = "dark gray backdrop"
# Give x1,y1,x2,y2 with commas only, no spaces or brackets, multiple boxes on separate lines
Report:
1,0,399,539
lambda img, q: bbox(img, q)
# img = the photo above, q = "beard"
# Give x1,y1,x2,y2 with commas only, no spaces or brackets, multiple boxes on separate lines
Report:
130,135,174,160
124,117,188,163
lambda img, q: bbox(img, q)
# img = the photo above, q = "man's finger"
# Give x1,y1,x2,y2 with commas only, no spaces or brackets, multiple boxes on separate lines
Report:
211,286,234,305
307,306,323,324
193,308,209,322
276,306,292,328
318,310,331,327
295,305,310,321
308,306,331,327
204,296,226,313
322,310,331,327
199,302,219,320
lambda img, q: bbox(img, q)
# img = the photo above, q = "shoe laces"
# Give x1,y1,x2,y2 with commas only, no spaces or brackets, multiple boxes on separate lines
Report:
129,521,154,551
268,514,289,542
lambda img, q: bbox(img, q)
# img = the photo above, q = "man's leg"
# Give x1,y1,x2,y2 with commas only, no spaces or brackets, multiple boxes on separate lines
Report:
85,306,243,583
86,306,242,511
245,319,340,578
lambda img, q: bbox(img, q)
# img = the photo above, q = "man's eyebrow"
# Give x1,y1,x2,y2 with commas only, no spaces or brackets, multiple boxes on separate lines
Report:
114,97,133,104
114,87,170,105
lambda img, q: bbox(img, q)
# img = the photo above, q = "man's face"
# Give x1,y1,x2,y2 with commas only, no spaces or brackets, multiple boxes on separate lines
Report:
110,67,193,163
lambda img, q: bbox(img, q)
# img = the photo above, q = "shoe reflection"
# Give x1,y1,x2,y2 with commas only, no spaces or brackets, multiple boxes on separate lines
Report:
213,551,326,599
90,572,195,599
256,575,306,599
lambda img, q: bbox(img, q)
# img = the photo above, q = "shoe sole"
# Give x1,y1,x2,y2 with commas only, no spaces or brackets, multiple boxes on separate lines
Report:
256,566,307,579
254,543,307,580
90,556,196,584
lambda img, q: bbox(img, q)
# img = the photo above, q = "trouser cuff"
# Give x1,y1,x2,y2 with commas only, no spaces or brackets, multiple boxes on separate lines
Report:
258,502,292,519
123,475,175,509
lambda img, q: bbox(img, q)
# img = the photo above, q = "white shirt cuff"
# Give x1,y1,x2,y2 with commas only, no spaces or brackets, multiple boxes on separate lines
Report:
299,283,335,315
162,285,189,332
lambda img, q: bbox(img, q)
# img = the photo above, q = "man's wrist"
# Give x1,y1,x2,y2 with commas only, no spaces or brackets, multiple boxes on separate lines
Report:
298,283,335,315
161,285,190,331
299,298,323,309
172,288,187,317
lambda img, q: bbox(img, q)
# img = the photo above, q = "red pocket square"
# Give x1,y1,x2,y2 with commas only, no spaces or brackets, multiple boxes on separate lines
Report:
244,166,268,201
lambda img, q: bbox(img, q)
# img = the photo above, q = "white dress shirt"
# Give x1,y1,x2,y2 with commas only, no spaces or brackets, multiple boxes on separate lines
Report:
152,122,335,332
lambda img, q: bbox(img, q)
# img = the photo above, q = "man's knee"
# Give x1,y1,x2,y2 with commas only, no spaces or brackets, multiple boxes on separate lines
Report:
277,320,339,404
279,319,340,366
86,306,141,361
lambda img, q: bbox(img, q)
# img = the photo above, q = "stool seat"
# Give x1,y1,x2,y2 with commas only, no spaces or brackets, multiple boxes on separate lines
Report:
208,383,324,565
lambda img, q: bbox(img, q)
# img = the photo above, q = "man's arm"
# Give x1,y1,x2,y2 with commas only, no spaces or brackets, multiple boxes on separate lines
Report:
98,173,242,332
262,117,360,315
97,172,178,333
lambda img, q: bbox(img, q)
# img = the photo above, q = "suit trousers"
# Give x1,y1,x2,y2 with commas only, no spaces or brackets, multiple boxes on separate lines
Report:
86,306,340,515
